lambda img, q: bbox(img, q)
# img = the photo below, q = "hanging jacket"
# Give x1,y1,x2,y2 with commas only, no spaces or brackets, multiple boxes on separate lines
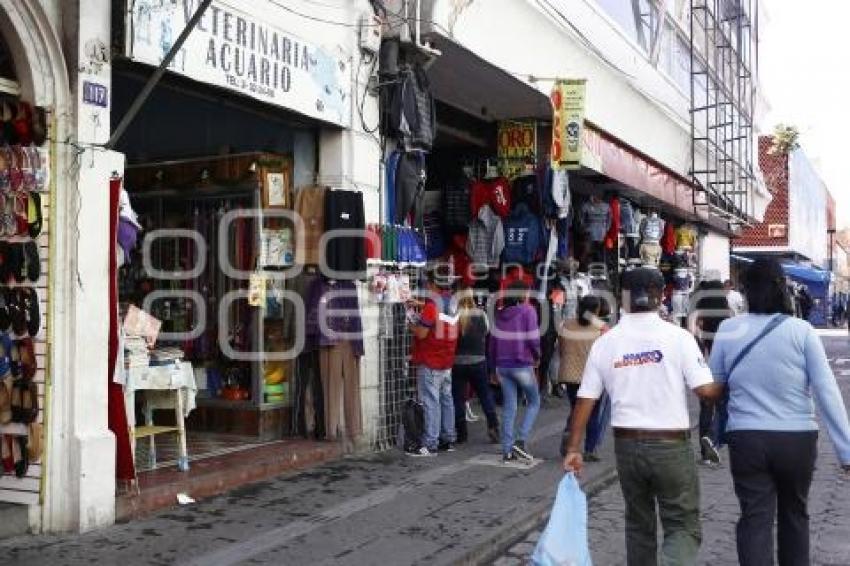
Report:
502,202,546,265
423,211,447,259
511,174,543,216
662,221,677,254
441,178,472,233
467,204,504,268
471,177,512,218
676,223,698,249
544,168,571,219
389,63,436,151
604,197,620,250
580,200,611,243
620,199,639,237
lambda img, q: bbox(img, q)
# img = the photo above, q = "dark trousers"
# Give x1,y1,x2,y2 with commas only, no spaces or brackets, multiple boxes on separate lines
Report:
615,438,701,566
728,430,818,566
452,362,498,442
698,399,716,457
565,384,607,453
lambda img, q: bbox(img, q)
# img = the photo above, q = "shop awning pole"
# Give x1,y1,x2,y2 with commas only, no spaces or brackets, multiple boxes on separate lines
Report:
106,0,214,150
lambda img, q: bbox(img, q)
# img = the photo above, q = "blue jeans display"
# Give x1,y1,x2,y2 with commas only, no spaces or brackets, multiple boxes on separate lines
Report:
418,367,455,450
497,367,541,456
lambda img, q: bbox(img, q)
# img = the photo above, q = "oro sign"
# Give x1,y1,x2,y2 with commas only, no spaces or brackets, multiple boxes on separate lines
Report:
497,121,536,178
551,79,586,170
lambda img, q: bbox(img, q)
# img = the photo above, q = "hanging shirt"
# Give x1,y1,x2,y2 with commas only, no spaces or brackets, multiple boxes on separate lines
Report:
578,312,712,429
502,203,546,265
620,199,639,237
580,200,612,243
661,221,677,255
467,204,505,268
604,197,621,250
676,224,698,249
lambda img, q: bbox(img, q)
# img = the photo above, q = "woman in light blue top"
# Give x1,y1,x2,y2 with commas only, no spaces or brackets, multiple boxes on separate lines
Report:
709,258,850,566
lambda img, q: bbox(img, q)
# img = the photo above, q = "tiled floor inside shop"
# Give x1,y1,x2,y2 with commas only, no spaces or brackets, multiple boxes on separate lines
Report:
134,432,274,472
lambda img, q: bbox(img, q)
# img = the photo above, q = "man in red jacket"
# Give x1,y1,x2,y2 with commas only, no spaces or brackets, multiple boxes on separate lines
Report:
408,268,460,456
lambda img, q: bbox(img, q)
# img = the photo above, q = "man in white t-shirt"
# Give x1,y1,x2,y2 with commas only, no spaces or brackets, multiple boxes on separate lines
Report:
564,268,722,565
725,279,745,315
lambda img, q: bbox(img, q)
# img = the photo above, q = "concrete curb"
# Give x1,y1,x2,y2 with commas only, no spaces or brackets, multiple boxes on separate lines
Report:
453,464,620,566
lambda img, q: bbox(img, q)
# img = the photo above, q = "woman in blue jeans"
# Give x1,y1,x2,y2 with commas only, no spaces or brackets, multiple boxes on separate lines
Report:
489,281,541,463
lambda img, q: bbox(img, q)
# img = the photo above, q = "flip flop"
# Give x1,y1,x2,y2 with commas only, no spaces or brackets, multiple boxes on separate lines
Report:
0,241,9,287
23,289,39,337
0,380,11,424
31,107,47,147
1,435,13,473
20,145,34,192
8,244,25,284
8,145,22,191
8,333,20,377
27,422,42,463
27,192,42,238
18,338,35,380
10,289,27,335
2,193,17,238
13,192,28,236
23,241,40,282
0,145,10,191
13,434,28,478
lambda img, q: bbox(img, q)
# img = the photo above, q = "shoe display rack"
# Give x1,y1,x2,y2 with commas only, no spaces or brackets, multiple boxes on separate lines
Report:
0,96,49,504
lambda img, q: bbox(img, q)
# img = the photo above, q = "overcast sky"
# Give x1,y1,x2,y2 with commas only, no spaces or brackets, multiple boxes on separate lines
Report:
759,0,850,226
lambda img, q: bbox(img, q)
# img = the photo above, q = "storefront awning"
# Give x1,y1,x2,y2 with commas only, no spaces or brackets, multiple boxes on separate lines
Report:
424,34,553,122
782,263,832,285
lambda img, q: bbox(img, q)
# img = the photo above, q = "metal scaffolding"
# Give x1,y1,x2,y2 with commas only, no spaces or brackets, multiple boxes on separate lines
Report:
689,0,758,225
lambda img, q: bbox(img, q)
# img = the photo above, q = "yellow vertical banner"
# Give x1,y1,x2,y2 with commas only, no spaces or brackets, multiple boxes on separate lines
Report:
497,121,537,178
550,79,586,170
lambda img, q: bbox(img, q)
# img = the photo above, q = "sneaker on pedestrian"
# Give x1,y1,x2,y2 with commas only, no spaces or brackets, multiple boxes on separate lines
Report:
700,436,721,465
465,401,480,422
502,452,519,464
512,440,534,461
438,441,456,452
406,446,436,457
584,451,601,463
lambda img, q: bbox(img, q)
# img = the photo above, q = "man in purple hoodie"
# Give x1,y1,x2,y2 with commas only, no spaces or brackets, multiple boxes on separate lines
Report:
489,280,541,463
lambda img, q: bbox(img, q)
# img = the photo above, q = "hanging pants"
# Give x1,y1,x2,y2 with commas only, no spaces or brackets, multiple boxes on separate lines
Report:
319,341,362,440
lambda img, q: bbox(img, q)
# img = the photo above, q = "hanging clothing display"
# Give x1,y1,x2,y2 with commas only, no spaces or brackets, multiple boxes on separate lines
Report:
640,241,662,267
502,202,546,265
675,223,698,250
294,186,327,265
319,341,362,440
580,199,611,243
661,221,677,255
467,204,504,268
324,189,367,278
604,196,620,250
471,177,511,218
640,213,664,243
393,151,426,225
620,199,639,238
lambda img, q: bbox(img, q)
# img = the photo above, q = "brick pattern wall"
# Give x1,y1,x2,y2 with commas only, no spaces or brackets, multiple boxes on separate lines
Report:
734,136,789,247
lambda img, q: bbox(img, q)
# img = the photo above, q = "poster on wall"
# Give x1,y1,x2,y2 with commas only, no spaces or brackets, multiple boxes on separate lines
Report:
497,121,537,178
550,79,586,170
126,0,352,127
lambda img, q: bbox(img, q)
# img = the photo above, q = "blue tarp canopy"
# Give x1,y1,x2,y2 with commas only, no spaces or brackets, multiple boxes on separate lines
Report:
781,263,831,284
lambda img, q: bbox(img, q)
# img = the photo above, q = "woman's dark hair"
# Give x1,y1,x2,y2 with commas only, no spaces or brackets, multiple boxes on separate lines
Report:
694,279,732,350
577,295,602,327
502,280,529,309
744,258,794,315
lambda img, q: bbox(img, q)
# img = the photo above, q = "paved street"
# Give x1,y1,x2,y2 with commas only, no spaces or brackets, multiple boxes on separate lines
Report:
501,335,850,565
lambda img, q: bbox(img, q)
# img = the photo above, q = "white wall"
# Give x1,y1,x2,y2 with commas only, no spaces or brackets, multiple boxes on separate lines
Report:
789,149,828,265
700,232,730,282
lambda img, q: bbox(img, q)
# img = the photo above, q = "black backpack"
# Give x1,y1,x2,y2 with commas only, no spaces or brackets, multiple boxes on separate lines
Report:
401,399,424,451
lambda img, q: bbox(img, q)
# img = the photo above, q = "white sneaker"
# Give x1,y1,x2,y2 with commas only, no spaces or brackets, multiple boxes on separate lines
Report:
406,446,437,457
465,401,480,422
700,436,721,465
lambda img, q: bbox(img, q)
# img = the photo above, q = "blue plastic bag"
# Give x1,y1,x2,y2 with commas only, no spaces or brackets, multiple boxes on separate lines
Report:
531,473,593,566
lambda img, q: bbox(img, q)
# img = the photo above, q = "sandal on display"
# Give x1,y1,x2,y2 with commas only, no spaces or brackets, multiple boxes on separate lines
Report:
0,290,9,333
8,331,20,377
0,379,11,424
31,107,47,147
27,422,42,463
20,145,34,192
18,337,36,380
8,145,22,191
12,102,33,146
27,192,42,238
13,192,28,236
12,434,28,478
2,196,17,242
1,434,13,474
9,244,25,284
0,145,10,191
23,289,39,337
23,241,40,282
9,289,26,335
10,380,36,423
